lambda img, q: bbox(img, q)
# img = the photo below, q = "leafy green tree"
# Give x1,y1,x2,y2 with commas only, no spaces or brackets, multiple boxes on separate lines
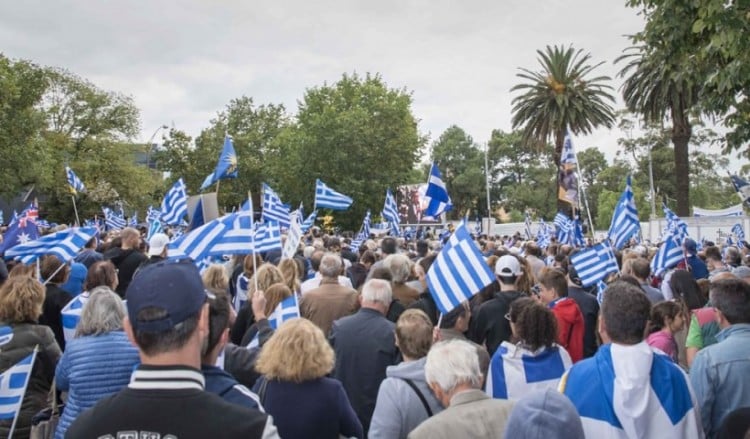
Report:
430,126,485,219
576,147,608,225
511,45,617,166
270,73,426,230
0,55,51,198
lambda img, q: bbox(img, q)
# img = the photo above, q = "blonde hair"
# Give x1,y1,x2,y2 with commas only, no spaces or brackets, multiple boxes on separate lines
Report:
278,258,300,293
8,264,37,279
202,264,229,293
396,309,433,359
0,276,45,323
255,318,334,382
263,283,293,316
249,264,284,294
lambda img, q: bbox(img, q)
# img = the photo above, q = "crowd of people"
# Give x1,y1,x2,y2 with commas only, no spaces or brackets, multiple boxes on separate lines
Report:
0,223,749,438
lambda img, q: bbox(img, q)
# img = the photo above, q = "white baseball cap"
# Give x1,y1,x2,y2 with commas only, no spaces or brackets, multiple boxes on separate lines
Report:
147,233,170,257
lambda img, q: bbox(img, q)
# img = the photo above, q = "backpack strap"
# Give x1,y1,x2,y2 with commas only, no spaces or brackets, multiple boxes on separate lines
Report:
399,378,433,417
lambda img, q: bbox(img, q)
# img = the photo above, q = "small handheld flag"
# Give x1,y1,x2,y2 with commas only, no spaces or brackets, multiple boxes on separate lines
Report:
65,166,86,195
426,222,495,314
569,242,619,287
0,348,37,432
608,176,640,250
161,178,188,225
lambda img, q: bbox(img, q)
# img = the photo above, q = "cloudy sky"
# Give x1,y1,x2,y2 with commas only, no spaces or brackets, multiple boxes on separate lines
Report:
1,0,647,160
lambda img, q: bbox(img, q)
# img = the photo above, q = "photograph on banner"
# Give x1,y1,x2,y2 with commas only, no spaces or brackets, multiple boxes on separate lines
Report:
397,184,441,225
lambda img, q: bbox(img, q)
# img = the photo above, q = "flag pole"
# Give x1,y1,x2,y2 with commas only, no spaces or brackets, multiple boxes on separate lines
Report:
571,146,595,239
248,190,258,293
8,346,39,439
71,195,81,227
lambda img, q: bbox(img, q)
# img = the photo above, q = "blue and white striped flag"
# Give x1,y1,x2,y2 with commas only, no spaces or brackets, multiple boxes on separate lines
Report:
146,219,163,242
314,179,353,211
102,207,126,231
253,221,282,253
65,166,86,195
663,205,688,245
732,223,745,241
168,219,228,263
262,183,291,228
730,175,750,206
486,344,572,400
426,222,495,314
536,220,551,249
129,212,138,227
596,280,608,305
423,163,452,218
382,189,400,237
608,176,640,250
301,210,317,233
569,242,619,287
207,211,254,256
146,205,161,223
524,212,533,239
61,293,88,343
0,348,37,422
161,178,188,225
5,227,98,264
650,234,684,276
561,132,577,166
360,210,371,239
553,211,569,232
268,294,300,329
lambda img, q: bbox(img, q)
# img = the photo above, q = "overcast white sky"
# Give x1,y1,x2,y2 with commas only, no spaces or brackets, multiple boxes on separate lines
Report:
1,0,649,161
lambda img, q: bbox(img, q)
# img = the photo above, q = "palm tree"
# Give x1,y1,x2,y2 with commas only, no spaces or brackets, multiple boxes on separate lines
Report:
511,45,616,167
617,46,700,216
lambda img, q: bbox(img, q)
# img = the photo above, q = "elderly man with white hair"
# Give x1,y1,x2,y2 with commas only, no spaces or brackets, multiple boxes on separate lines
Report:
407,339,515,439
331,279,399,435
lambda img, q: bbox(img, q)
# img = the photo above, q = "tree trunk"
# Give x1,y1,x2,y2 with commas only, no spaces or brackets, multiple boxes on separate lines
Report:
671,105,692,217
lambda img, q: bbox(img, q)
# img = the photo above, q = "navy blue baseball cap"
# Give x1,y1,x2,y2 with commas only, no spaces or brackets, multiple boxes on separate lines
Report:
126,259,208,332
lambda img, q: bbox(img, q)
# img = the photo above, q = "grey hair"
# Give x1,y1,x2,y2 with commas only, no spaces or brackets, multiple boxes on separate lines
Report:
383,254,412,284
75,286,127,338
425,340,483,393
319,253,342,278
361,279,393,306
303,246,316,259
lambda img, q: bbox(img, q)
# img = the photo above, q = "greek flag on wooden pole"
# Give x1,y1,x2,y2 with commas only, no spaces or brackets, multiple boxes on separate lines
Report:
569,242,619,287
608,175,640,250
262,183,291,228
268,295,300,329
314,179,353,210
650,234,684,276
0,347,37,436
423,163,452,218
65,166,86,195
426,222,495,314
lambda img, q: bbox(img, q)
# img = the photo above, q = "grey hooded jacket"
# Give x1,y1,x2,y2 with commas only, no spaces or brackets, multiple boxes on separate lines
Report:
368,357,443,439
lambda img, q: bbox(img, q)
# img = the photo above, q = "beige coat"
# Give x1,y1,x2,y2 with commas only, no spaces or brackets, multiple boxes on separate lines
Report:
300,278,359,336
407,389,514,439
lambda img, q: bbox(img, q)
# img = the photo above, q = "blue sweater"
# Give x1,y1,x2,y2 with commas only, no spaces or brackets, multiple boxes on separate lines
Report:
252,377,363,439
54,331,140,439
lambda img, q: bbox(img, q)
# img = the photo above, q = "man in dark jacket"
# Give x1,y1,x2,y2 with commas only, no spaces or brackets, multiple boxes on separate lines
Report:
105,227,146,297
566,262,600,359
66,259,279,438
469,255,525,356
331,279,399,434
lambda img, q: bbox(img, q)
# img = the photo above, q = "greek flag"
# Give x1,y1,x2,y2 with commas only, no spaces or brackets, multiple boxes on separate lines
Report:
561,132,576,166
161,178,188,225
423,163,452,218
253,221,282,253
0,349,37,421
5,227,98,264
486,344,572,400
65,166,86,195
663,205,688,245
650,234,684,276
426,222,495,314
314,179,353,211
200,135,239,190
146,205,161,223
596,280,608,305
61,292,89,343
262,183,291,228
382,189,400,236
608,176,640,250
301,210,317,233
360,210,371,239
268,294,300,329
730,175,750,206
569,242,619,287
102,207,126,231
207,211,253,256
129,212,138,227
168,218,228,263
553,211,569,231
536,221,551,249
560,344,702,439
732,223,745,241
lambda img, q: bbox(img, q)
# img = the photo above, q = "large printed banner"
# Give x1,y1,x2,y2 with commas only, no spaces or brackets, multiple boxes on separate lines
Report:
397,184,441,224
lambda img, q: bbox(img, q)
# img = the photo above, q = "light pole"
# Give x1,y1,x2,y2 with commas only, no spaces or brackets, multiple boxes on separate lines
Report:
484,141,491,235
146,125,169,168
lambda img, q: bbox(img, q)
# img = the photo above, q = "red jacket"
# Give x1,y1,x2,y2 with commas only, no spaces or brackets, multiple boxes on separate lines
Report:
550,298,585,363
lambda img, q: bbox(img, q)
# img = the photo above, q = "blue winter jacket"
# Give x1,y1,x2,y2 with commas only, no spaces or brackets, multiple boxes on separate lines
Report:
202,364,263,411
54,331,140,439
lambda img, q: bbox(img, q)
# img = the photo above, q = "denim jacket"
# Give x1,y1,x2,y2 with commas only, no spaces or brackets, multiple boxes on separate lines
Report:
689,323,750,438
